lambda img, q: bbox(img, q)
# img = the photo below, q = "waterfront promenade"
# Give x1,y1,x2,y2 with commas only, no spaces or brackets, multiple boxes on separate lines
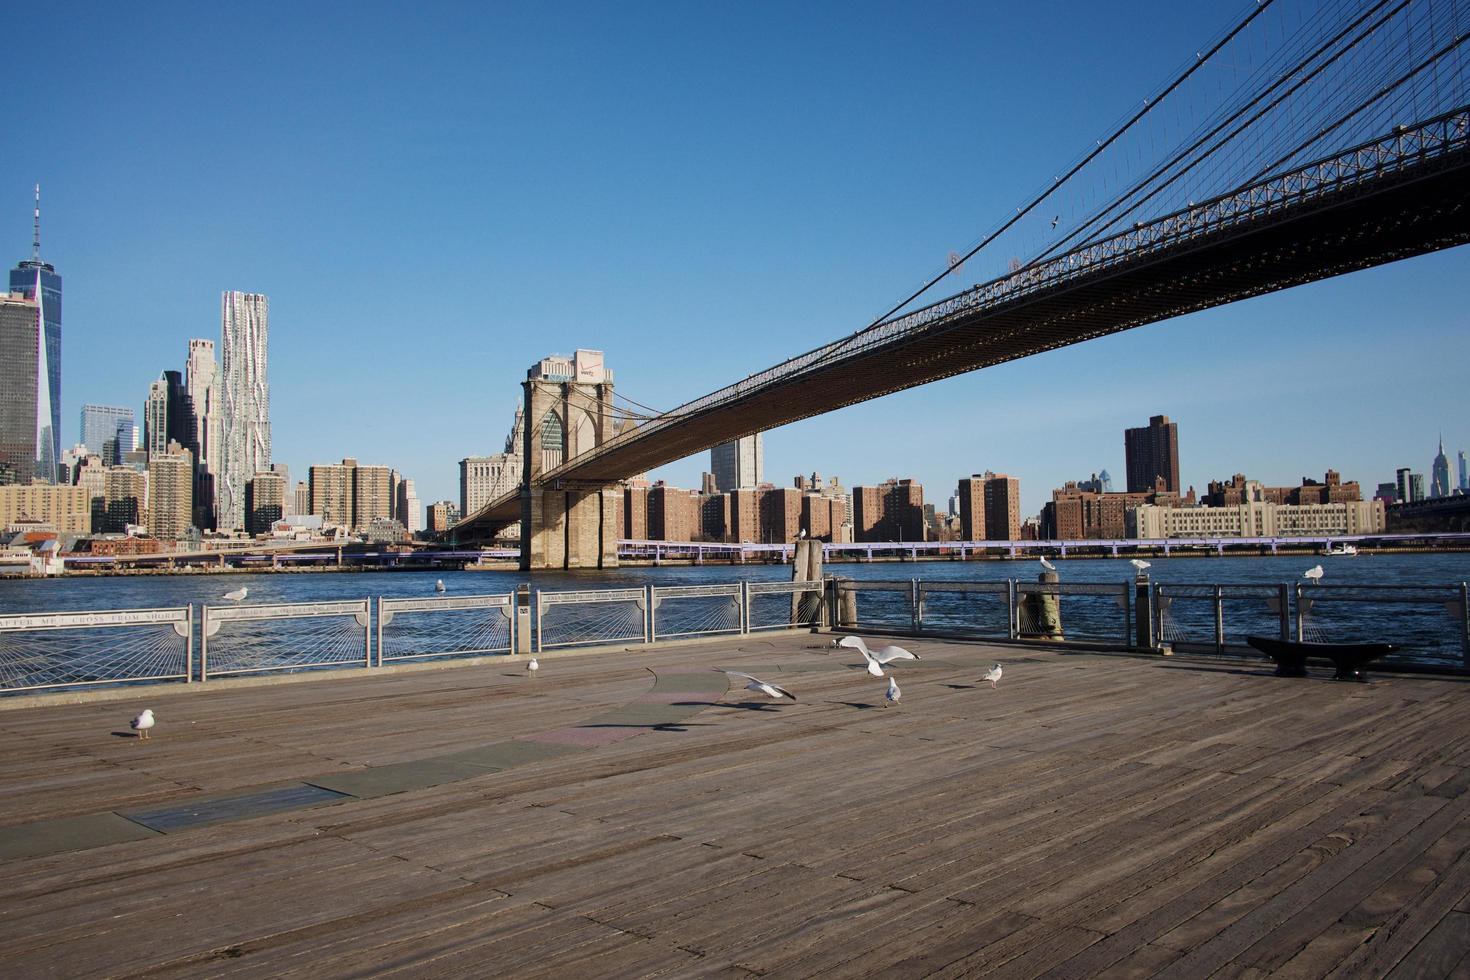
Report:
1,635,1468,976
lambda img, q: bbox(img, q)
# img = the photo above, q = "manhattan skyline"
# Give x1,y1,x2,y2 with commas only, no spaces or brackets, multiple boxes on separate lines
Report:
4,2,1466,519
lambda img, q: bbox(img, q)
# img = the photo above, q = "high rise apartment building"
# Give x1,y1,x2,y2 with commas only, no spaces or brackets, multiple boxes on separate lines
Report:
711,434,763,491
396,478,421,534
219,291,270,530
308,458,395,531
353,464,394,528
852,478,925,542
292,481,310,517
0,483,90,532
147,442,193,541
9,187,60,483
0,293,43,485
245,471,285,535
309,459,355,528
186,339,220,529
80,405,135,461
958,472,1022,541
104,467,147,532
1124,415,1180,493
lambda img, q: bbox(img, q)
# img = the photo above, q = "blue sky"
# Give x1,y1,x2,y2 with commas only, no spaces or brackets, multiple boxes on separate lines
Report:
4,1,1466,520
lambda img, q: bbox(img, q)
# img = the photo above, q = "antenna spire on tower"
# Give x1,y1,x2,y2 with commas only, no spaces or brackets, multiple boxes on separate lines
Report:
31,183,40,260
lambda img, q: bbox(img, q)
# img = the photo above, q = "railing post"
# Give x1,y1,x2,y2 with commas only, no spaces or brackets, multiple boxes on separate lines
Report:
364,597,372,668
1277,584,1290,641
912,578,922,634
375,596,384,667
534,589,543,653
185,604,194,683
1214,585,1225,655
1007,579,1018,640
1460,582,1469,669
1135,578,1153,650
1294,582,1305,642
741,580,750,634
644,584,655,644
200,604,210,682
1122,582,1132,647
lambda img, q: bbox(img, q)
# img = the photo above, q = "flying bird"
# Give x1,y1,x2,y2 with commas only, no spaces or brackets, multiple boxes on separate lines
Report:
1050,214,1060,229
1130,559,1151,572
838,636,919,677
720,669,796,701
527,657,539,675
982,663,1003,689
130,709,155,740
1303,565,1324,584
885,675,901,706
223,586,248,602
434,579,446,593
1039,557,1056,571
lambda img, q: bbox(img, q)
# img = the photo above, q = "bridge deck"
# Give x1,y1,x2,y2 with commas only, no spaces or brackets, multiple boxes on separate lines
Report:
2,637,1468,976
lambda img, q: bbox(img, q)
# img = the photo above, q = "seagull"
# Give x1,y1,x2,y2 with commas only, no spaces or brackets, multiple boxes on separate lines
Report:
719,670,796,701
1130,559,1151,572
527,657,539,676
223,586,248,602
130,709,155,740
434,579,446,593
1304,565,1324,584
797,528,808,539
982,663,1003,689
885,675,901,707
838,636,920,677
1039,557,1056,571
1050,214,1060,229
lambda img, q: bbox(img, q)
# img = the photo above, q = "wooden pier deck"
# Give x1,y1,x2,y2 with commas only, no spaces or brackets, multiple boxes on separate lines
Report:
1,635,1468,978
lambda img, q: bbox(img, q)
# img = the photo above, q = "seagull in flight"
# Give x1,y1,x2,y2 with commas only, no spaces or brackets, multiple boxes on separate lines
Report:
1039,557,1056,572
130,709,155,740
1050,215,1060,229
719,670,796,701
982,663,1003,689
885,675,901,707
1303,565,1324,584
1130,559,1151,572
223,586,248,602
837,636,920,677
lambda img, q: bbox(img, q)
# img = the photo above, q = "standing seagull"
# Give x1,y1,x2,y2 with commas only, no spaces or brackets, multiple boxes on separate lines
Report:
982,663,1003,689
885,675,901,707
719,670,797,701
434,579,446,593
130,709,155,740
1304,565,1324,584
1039,557,1056,572
838,636,920,677
527,657,539,677
1130,559,1151,573
223,586,248,602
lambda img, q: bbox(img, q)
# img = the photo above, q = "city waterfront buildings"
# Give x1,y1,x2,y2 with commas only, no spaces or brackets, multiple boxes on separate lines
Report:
0,483,90,533
1134,497,1385,538
0,293,43,484
146,442,193,542
1124,415,1180,493
9,187,61,484
1041,480,1195,539
218,291,270,530
711,434,763,491
79,405,135,461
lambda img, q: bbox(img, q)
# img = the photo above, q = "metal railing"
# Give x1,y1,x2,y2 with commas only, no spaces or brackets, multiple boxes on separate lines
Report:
1295,583,1470,670
1017,580,1132,646
917,581,1014,638
649,583,743,641
1154,584,1289,655
831,579,915,632
536,587,648,650
746,580,824,632
0,606,192,693
201,599,371,680
377,593,515,665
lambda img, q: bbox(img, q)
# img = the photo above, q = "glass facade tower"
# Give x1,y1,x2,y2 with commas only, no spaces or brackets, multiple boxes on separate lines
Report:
10,187,61,482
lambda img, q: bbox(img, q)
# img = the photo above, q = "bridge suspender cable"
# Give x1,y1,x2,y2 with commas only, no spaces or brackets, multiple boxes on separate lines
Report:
857,0,1277,334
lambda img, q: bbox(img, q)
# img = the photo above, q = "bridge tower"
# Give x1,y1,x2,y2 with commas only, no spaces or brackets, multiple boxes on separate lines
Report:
520,350,622,570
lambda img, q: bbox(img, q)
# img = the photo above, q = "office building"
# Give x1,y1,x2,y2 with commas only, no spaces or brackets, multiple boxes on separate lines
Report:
395,478,421,534
80,405,135,461
1431,438,1452,498
461,453,520,517
147,442,193,541
852,478,925,542
186,340,220,528
1410,472,1426,503
9,186,61,483
245,470,285,535
219,291,270,530
1374,482,1398,503
1134,498,1385,538
1124,415,1180,493
958,471,1022,541
711,433,763,491
427,500,459,533
0,293,43,484
1460,451,1468,493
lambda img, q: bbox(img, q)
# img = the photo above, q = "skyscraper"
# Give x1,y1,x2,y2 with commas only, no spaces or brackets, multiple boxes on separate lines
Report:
397,477,421,534
147,441,194,541
711,433,763,492
0,293,42,485
80,405,136,461
1396,467,1412,503
186,339,220,529
1430,437,1452,498
10,186,61,482
219,292,270,530
1124,415,1180,493
1459,451,1468,493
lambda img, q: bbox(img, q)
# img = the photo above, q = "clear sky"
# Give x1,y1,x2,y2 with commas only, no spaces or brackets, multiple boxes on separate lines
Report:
4,1,1466,521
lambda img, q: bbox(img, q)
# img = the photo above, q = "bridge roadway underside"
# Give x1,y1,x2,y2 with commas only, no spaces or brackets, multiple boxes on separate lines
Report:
458,144,1470,550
